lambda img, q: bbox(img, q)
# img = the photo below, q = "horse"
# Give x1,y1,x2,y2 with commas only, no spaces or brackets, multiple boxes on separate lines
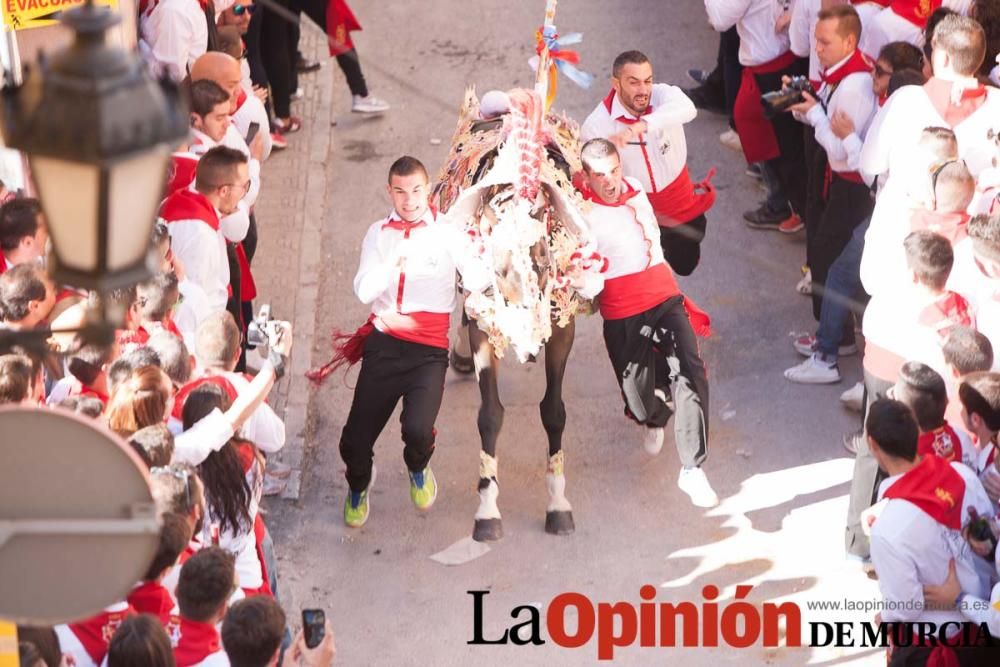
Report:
433,88,605,541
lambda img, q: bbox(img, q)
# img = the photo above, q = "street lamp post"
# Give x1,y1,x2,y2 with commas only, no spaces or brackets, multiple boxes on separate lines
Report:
0,0,188,296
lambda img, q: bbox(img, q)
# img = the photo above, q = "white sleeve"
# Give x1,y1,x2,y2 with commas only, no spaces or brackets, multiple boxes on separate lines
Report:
859,93,898,184
842,133,864,174
704,0,752,32
353,224,395,305
172,408,233,465
642,85,697,133
243,158,261,208
789,0,811,58
146,6,194,82
870,531,925,623
220,203,250,242
806,80,876,165
958,586,1000,636
238,403,286,453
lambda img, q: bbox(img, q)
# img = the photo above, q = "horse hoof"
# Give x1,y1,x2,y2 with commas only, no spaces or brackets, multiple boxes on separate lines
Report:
545,510,575,536
473,518,503,542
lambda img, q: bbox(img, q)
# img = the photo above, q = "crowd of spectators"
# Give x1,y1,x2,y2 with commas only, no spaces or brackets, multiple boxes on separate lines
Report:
691,0,1000,659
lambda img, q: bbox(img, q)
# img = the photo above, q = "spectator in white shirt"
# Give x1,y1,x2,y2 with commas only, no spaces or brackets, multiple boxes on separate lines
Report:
159,147,249,314
140,0,214,82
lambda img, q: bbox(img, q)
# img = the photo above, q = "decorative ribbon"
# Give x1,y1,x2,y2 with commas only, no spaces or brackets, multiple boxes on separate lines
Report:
531,26,595,109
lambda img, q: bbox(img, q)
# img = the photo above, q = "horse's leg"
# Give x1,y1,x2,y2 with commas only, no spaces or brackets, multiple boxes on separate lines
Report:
469,320,504,542
540,318,576,536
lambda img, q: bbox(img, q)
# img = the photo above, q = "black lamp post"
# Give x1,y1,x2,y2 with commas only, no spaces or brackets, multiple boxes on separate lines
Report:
0,0,188,294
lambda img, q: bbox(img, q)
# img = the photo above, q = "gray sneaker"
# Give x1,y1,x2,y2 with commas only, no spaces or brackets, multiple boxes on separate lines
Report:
352,95,390,113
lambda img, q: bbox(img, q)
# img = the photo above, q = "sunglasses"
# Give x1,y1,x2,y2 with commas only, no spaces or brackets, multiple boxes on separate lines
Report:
231,3,256,15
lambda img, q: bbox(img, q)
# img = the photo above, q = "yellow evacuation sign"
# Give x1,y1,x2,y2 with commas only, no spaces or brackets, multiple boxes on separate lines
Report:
0,620,16,667
3,0,118,30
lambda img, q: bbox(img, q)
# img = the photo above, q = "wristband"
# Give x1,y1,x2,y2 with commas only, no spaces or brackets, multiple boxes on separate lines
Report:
268,350,286,379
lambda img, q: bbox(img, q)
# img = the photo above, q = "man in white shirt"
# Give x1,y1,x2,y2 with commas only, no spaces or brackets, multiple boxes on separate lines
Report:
581,51,714,276
324,156,489,528
173,547,234,666
866,398,994,663
784,5,877,383
192,311,285,452
159,147,249,314
704,0,809,231
578,138,718,508
140,0,213,82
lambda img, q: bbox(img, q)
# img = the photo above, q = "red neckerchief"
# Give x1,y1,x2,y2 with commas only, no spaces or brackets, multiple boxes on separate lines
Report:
174,617,222,667
128,581,174,624
602,89,654,124
159,188,221,231
167,153,199,196
917,290,973,340
923,78,988,128
580,178,641,207
883,454,966,530
891,0,942,28
851,0,890,6
116,327,151,350
820,49,873,88
382,208,435,231
909,209,969,245
917,425,964,464
0,253,6,275
235,88,247,112
69,378,109,406
68,605,134,665
171,374,240,420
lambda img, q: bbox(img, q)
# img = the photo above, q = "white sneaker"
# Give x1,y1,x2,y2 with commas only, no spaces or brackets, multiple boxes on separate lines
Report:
352,95,390,113
784,355,841,384
678,467,719,508
719,128,743,152
293,86,305,99
792,334,858,358
840,381,864,412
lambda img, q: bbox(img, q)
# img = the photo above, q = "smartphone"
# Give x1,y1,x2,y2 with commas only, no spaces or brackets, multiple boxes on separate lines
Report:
302,609,325,649
245,121,260,146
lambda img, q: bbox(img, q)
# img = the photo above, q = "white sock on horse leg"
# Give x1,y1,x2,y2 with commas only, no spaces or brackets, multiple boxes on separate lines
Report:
475,452,501,521
546,451,572,513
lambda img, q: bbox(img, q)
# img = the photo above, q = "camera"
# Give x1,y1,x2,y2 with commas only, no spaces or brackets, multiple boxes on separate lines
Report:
246,304,282,349
761,76,815,119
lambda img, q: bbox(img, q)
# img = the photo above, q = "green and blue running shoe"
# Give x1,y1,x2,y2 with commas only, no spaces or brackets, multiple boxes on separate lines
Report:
344,488,370,527
409,467,438,510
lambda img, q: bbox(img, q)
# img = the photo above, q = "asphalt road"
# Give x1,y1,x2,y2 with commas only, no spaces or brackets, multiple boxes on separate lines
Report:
268,1,886,664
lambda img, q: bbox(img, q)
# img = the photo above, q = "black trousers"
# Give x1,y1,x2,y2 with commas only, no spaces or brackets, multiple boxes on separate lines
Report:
602,296,709,468
339,330,448,493
754,58,809,216
658,214,707,277
260,0,295,118
809,178,874,321
289,0,369,97
845,369,893,559
802,126,827,268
